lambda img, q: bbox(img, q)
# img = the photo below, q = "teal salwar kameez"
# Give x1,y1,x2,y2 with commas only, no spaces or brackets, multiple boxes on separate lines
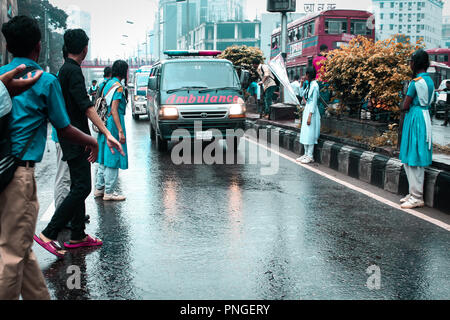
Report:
95,78,129,195
399,72,434,202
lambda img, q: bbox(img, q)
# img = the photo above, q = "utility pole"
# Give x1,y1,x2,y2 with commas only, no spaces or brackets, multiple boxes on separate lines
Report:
186,0,190,49
280,12,287,62
44,7,50,72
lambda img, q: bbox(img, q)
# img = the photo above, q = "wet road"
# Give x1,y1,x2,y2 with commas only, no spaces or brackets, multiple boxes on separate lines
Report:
33,113,450,300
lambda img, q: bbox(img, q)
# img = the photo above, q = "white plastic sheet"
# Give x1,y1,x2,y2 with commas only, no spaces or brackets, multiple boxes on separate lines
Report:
268,54,300,106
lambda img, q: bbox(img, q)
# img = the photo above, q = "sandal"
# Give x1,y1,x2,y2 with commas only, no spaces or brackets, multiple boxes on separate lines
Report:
33,235,65,259
64,235,103,249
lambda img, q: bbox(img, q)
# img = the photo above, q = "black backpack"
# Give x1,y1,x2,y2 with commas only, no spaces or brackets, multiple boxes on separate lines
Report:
0,66,39,193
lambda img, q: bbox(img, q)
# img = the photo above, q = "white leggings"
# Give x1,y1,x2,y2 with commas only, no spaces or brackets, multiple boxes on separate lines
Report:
304,144,314,158
404,164,425,200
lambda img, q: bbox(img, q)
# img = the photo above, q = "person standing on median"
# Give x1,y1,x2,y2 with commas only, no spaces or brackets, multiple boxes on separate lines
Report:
95,60,129,201
253,58,277,119
0,16,99,299
35,29,125,257
297,67,321,164
399,49,435,209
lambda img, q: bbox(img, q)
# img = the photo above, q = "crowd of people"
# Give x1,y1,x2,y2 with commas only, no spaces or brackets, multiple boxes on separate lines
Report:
0,16,130,299
0,13,438,300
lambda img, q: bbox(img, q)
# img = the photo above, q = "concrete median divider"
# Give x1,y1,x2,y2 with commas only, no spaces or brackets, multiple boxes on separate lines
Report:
245,119,450,214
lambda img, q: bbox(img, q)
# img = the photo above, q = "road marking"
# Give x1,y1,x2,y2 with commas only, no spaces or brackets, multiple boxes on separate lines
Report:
244,137,450,232
41,201,55,222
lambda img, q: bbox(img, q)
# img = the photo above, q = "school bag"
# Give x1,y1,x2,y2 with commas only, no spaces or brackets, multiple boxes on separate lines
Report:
0,66,39,193
91,79,121,133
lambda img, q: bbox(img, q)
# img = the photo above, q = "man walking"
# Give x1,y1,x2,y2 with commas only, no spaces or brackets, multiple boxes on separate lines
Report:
36,29,124,257
253,58,277,119
0,16,99,299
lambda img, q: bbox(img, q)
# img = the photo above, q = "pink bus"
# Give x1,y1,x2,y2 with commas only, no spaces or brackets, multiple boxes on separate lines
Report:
270,10,375,80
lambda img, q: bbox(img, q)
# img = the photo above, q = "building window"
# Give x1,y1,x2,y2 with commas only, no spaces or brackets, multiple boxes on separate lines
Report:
390,24,394,30
390,2,394,8
380,24,383,30
399,2,403,10
380,2,384,9
380,13,384,20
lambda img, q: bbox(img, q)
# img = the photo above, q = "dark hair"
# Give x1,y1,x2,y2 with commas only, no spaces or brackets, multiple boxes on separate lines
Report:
252,58,261,65
446,80,450,85
294,75,300,81
1,16,41,57
92,80,97,84
64,29,89,55
304,67,317,100
103,66,112,78
305,66,317,81
320,44,328,52
62,45,68,59
411,49,430,77
111,60,129,80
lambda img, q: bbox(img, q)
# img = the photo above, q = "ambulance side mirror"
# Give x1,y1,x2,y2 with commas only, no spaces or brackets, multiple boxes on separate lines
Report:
148,76,158,91
240,69,250,88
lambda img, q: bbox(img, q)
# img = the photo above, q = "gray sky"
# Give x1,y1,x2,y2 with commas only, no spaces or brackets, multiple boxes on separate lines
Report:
49,0,450,59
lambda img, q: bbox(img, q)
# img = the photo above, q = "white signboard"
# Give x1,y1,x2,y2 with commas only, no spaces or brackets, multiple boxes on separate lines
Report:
290,41,303,58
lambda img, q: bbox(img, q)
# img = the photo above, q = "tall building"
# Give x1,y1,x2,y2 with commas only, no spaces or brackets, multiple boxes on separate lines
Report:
66,5,92,59
177,20,261,51
442,15,450,48
372,0,444,49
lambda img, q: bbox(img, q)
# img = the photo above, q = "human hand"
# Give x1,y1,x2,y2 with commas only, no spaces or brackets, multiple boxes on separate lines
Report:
0,64,43,97
107,134,125,156
85,138,99,163
119,131,126,144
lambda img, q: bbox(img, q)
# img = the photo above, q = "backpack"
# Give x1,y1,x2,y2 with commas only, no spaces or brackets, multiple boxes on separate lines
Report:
91,80,121,133
0,66,39,193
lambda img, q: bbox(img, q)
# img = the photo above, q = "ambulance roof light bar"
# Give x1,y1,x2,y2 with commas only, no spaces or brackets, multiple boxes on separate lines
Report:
164,50,222,57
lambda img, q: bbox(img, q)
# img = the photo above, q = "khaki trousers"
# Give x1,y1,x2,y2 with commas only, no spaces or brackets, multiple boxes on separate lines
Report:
0,166,50,300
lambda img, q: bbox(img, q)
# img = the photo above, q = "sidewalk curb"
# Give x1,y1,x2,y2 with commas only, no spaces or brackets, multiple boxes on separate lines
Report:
245,119,450,214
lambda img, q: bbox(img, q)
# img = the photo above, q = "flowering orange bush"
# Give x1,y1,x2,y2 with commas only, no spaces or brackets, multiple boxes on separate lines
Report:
322,35,424,116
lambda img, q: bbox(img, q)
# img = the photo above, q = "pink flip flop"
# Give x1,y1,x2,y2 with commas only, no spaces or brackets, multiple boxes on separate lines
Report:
33,235,65,259
64,235,103,249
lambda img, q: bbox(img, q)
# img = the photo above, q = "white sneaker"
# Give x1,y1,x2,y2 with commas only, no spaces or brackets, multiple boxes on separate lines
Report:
401,196,425,209
103,193,126,201
301,156,314,164
400,194,411,203
296,155,306,162
94,189,104,198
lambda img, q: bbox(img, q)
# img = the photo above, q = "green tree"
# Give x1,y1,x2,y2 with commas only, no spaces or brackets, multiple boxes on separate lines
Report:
17,0,67,72
218,45,265,81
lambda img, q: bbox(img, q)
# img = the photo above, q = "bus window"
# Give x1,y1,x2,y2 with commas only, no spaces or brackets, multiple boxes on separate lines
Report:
325,19,347,34
272,36,279,49
298,25,304,39
308,22,315,37
288,30,295,43
351,19,371,35
438,54,449,63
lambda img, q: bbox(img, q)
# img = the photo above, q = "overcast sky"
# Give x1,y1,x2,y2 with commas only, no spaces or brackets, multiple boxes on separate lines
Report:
49,0,450,60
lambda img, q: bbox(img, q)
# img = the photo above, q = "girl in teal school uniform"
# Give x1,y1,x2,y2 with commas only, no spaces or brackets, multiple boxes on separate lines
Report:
399,49,434,209
297,67,321,164
94,60,129,201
